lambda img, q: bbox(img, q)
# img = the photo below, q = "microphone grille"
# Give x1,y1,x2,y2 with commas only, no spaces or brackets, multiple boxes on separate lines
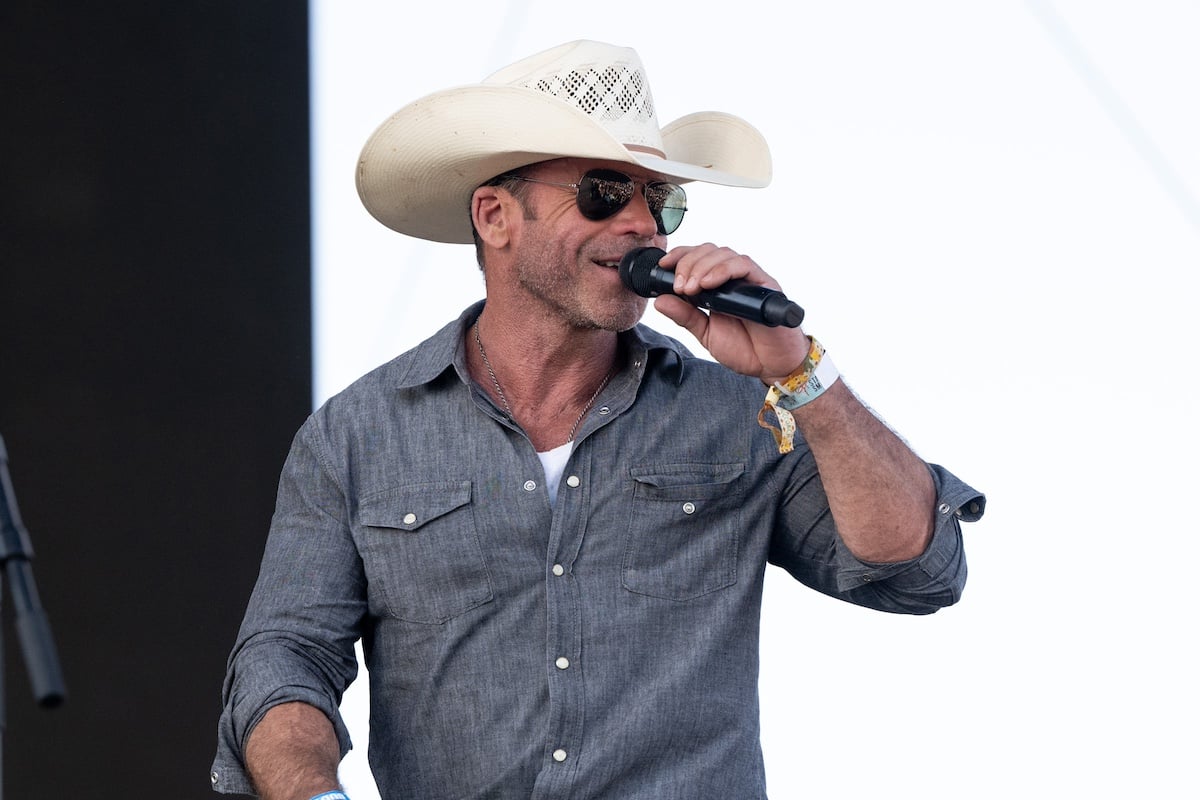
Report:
618,247,666,297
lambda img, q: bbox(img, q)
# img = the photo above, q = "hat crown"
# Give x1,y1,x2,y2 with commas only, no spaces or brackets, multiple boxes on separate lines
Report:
483,40,666,156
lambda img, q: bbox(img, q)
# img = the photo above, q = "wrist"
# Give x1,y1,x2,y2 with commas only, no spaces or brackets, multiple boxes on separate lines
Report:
773,350,839,412
762,335,814,387
756,336,840,453
769,338,837,410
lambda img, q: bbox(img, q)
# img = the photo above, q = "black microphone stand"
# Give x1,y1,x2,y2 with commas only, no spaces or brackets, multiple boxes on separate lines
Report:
0,433,67,799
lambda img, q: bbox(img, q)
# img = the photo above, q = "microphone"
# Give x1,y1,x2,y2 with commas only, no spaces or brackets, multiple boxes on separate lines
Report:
618,247,804,328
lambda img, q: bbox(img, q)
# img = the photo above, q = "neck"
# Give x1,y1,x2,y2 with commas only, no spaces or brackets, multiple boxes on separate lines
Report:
469,311,621,451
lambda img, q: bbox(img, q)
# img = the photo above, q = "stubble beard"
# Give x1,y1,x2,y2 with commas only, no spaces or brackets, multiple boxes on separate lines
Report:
514,251,648,333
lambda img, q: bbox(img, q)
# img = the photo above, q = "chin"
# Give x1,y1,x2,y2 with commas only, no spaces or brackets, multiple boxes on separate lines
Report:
591,297,648,332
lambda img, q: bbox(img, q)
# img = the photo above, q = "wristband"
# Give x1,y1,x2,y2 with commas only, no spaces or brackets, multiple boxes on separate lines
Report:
309,793,350,800
756,337,839,454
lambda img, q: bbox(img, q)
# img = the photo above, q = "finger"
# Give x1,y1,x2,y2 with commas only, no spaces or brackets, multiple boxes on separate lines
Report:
668,245,778,295
656,244,704,292
673,245,737,294
690,249,779,291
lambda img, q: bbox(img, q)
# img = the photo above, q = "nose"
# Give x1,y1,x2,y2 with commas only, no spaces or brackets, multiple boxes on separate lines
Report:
610,186,661,238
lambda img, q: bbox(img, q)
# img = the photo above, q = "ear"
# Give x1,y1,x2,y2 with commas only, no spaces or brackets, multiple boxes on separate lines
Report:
471,185,518,251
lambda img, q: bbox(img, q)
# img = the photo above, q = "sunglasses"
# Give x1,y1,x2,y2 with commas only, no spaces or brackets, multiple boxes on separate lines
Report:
498,168,688,235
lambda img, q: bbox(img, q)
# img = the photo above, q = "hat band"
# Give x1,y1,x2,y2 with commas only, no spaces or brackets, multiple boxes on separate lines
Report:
625,143,666,159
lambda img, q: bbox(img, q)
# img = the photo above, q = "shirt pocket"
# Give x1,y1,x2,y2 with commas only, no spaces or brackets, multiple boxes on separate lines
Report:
622,463,745,601
356,481,494,624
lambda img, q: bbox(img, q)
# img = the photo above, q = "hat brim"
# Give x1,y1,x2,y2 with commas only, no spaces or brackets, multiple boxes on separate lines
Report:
356,85,771,244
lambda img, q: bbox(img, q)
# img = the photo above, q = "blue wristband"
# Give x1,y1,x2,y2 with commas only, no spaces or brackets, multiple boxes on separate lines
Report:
309,793,350,800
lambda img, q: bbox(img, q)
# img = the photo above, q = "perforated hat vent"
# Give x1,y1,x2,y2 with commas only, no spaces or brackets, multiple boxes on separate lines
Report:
521,64,656,124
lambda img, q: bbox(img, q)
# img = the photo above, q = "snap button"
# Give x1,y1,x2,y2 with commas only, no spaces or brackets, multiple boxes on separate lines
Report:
598,406,611,415
523,480,537,492
566,475,581,488
553,749,568,762
938,503,951,515
682,502,696,515
403,512,417,525
555,657,570,670
552,564,565,576
210,771,219,786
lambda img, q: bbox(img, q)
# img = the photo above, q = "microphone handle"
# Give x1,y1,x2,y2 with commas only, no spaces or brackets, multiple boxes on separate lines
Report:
688,281,804,328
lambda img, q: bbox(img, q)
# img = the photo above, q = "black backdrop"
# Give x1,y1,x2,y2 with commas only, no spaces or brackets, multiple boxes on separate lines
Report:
1,3,311,797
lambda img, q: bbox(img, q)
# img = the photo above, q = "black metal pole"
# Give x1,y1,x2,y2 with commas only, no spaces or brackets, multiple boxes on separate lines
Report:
0,433,67,799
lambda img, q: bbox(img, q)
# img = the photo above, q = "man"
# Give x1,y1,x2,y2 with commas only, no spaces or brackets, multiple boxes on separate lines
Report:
212,40,984,799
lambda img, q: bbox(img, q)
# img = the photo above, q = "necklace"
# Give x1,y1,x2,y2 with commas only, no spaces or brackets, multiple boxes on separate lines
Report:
473,321,615,447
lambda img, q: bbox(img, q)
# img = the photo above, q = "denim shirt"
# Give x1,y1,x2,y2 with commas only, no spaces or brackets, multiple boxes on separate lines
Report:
212,302,984,799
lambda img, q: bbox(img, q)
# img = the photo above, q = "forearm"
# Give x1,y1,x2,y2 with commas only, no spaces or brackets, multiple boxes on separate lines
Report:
245,702,343,800
793,379,936,563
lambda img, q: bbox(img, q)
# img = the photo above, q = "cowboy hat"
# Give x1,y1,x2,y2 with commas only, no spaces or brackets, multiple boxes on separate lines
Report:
355,39,773,244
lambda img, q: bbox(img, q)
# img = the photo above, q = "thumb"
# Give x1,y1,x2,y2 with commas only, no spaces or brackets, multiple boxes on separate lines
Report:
653,295,711,341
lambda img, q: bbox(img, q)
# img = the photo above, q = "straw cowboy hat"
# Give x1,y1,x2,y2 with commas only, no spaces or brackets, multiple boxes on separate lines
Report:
355,39,773,244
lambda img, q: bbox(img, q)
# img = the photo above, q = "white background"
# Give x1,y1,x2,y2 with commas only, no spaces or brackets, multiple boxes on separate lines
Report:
310,2,1199,797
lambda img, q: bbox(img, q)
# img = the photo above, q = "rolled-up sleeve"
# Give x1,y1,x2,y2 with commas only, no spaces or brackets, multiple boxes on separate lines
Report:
770,461,985,615
211,416,365,795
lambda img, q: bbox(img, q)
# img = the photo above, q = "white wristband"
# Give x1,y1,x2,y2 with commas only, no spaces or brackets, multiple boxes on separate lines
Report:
757,337,842,454
774,351,839,411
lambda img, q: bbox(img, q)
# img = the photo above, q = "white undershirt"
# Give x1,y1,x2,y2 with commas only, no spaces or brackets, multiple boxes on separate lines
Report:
536,441,573,506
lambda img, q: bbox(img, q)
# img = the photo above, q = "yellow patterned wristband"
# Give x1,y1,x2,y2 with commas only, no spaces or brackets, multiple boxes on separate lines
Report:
756,337,839,453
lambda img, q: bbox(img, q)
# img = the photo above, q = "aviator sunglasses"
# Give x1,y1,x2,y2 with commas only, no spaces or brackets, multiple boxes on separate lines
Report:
497,168,688,235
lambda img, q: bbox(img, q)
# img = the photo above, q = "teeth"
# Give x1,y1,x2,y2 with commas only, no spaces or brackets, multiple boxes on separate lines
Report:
598,260,619,268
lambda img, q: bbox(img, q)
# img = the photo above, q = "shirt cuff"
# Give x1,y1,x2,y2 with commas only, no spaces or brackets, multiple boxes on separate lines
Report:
833,463,984,605
212,644,356,795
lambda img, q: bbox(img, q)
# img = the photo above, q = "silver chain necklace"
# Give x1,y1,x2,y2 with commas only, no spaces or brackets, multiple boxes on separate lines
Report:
473,321,615,447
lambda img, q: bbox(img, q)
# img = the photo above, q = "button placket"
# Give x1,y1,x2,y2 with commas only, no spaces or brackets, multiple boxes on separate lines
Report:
542,446,590,787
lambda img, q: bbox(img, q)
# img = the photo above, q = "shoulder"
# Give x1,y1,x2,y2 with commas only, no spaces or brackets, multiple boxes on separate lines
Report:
311,305,480,438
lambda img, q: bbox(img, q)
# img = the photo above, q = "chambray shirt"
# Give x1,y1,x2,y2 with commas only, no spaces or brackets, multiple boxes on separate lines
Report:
212,302,984,799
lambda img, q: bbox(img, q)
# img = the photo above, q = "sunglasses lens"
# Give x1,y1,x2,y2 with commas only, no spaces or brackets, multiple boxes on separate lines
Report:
646,182,687,235
577,170,636,220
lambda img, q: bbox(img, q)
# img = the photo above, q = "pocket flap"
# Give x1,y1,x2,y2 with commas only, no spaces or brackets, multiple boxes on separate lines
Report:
630,463,745,500
359,481,472,532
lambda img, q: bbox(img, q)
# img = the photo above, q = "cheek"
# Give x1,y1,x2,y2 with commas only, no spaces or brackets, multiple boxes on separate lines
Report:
531,231,590,274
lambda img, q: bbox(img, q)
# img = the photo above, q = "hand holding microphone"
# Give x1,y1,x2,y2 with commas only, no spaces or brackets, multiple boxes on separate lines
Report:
618,247,804,328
